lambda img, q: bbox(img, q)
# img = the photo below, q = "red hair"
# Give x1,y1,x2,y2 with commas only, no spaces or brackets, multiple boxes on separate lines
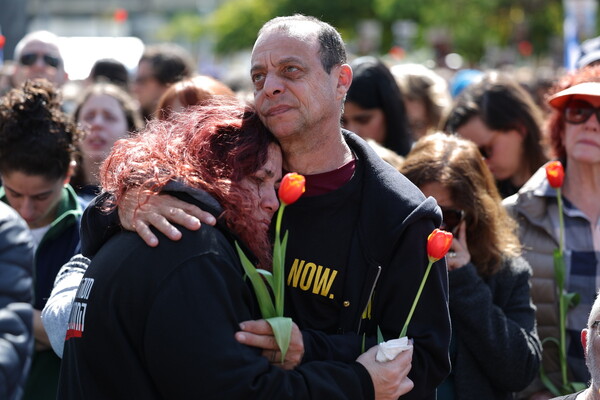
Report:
546,65,600,160
101,100,277,268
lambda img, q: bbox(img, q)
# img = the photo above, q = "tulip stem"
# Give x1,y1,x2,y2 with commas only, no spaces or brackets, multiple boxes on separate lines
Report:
557,187,564,254
276,204,286,240
400,259,434,338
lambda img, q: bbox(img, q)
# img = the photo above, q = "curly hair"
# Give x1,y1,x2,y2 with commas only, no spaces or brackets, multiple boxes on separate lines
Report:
545,65,600,161
400,132,521,276
0,79,82,179
100,100,278,268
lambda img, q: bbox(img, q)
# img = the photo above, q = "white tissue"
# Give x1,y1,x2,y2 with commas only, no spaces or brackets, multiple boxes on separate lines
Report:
376,336,413,362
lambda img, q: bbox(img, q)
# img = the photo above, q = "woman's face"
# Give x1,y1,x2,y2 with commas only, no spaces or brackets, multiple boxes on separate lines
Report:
404,98,428,139
239,143,282,234
419,181,464,235
1,170,68,228
456,116,525,182
79,94,129,163
563,95,600,165
342,101,387,144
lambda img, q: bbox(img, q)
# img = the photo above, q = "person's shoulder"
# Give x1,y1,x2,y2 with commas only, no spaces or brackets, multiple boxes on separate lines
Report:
0,201,23,225
500,255,533,277
345,131,425,202
0,202,32,243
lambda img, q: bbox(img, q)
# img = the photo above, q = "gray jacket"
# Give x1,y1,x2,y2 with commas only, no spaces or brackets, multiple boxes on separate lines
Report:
504,165,577,396
0,202,34,400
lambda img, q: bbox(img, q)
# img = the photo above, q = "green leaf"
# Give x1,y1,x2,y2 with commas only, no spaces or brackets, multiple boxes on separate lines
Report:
541,336,560,348
361,333,366,353
569,382,588,392
553,249,565,289
257,269,274,289
539,363,561,396
235,242,276,318
565,292,580,309
377,326,384,344
266,316,293,363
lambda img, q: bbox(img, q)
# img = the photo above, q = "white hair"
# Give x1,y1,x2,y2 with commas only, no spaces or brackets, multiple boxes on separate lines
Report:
14,30,63,60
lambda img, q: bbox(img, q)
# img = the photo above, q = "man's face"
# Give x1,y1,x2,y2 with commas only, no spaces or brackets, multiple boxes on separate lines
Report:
13,40,67,88
250,27,347,141
1,171,67,229
586,322,600,388
132,60,167,119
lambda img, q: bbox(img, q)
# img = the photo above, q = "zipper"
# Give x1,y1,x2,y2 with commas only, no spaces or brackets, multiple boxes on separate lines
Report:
356,265,382,334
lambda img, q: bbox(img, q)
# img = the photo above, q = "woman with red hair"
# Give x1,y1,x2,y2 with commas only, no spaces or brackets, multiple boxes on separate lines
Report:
505,65,600,399
56,100,411,399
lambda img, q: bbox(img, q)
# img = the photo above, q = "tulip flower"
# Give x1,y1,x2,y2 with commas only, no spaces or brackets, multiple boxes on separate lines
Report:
278,173,306,206
539,160,584,395
545,161,565,189
236,172,306,364
399,229,452,338
426,229,454,262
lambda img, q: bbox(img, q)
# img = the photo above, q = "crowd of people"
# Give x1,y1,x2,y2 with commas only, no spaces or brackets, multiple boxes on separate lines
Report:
0,12,599,400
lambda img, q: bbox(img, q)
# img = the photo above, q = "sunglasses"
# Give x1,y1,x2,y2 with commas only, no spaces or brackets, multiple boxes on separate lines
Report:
440,207,465,234
564,99,600,125
19,53,61,68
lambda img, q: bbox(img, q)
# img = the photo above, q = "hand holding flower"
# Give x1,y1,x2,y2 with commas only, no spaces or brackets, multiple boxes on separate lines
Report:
377,229,452,362
236,172,306,364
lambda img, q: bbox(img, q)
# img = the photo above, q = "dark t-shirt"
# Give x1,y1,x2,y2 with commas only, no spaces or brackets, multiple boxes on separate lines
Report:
282,159,361,333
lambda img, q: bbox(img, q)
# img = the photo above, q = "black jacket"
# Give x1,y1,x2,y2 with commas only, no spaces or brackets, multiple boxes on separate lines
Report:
448,257,541,399
295,132,451,399
79,132,452,399
59,187,373,399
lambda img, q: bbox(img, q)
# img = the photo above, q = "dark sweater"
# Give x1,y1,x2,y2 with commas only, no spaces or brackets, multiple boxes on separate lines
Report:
59,188,373,399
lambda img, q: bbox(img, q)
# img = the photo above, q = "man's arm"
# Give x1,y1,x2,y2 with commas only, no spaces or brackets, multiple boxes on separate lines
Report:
0,204,34,400
81,190,214,257
146,252,413,399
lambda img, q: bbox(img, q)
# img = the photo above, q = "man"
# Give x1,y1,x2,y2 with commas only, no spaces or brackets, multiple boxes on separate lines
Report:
576,36,600,69
0,202,34,400
551,291,600,400
12,30,68,88
132,43,195,120
83,15,451,399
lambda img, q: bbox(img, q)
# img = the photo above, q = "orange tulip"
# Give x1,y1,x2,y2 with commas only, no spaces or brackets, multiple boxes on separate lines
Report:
399,228,453,338
278,172,306,205
545,161,565,189
427,229,453,262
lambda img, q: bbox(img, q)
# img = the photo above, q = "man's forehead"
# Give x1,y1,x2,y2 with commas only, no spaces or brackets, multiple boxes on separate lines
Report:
252,27,319,62
22,40,61,57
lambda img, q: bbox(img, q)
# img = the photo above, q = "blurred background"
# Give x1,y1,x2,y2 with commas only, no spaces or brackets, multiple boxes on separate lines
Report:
0,0,598,84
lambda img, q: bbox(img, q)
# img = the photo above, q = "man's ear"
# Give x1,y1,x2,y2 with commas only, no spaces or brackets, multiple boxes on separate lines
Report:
335,64,353,100
582,328,589,358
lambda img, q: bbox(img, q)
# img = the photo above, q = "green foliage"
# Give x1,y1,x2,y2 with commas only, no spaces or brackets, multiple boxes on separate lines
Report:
164,0,597,63
209,0,276,53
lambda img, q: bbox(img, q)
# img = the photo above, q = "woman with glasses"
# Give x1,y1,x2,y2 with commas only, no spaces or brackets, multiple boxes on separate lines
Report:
401,132,541,399
504,66,600,400
444,71,548,198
